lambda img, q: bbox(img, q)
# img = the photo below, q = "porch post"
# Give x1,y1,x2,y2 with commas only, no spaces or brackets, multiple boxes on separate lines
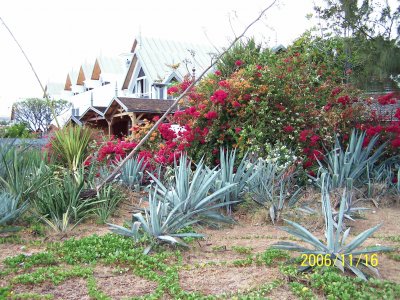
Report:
106,118,113,137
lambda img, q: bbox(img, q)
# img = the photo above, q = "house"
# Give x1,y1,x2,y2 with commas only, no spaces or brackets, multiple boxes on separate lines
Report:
121,36,216,99
46,36,216,135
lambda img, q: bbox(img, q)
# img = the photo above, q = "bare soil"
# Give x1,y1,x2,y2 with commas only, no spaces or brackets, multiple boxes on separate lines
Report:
1,201,399,299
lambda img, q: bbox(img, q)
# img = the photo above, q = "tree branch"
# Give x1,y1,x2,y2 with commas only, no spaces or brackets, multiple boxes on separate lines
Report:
0,16,61,128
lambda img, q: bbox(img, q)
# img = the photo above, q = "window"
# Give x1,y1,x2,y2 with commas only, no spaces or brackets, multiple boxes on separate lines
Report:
134,67,148,97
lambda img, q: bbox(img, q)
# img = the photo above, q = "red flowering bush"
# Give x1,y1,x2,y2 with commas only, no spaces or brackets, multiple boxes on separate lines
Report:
91,37,400,174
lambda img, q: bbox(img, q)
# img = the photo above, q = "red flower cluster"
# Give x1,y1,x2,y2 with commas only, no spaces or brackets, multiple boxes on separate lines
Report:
337,95,351,106
299,129,313,142
283,125,294,133
218,80,230,88
378,92,397,105
232,101,241,108
158,123,177,141
204,111,218,120
275,103,285,111
331,87,342,97
167,86,179,95
395,108,400,120
235,60,244,67
97,139,138,162
211,89,228,104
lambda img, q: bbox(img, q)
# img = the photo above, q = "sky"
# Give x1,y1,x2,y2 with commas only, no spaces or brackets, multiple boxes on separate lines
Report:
0,0,320,118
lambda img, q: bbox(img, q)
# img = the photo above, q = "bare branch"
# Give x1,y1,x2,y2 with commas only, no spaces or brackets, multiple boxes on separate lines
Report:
0,16,61,128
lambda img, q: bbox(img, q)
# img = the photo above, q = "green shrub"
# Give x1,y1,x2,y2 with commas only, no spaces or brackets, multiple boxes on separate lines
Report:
0,145,50,201
3,122,33,138
108,189,204,254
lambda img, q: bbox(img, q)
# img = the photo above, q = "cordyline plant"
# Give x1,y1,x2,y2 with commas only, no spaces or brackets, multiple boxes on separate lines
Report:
49,126,94,172
272,173,392,280
108,189,204,254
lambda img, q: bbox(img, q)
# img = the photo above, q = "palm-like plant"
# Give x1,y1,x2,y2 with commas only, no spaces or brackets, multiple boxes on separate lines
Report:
148,154,236,223
273,173,392,280
49,126,93,171
108,189,204,254
316,130,386,189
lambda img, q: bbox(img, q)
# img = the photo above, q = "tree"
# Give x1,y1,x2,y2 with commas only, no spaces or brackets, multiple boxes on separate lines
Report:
3,122,33,138
315,0,399,40
314,0,400,89
12,98,70,132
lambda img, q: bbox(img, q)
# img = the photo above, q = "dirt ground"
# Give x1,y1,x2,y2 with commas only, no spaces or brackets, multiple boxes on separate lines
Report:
0,201,399,299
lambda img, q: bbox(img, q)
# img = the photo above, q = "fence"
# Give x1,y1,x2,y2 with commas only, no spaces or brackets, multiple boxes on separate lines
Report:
0,138,48,148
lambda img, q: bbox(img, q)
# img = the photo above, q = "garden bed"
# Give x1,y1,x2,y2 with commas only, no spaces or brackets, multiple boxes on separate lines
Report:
1,201,399,299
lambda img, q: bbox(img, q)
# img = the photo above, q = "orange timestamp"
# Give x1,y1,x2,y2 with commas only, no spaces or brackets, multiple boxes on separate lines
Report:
300,253,379,267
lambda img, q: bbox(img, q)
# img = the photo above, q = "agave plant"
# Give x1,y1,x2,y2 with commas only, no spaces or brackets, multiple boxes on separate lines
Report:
120,156,147,191
0,146,51,201
94,184,124,223
217,148,257,213
333,190,369,225
316,130,386,189
108,189,204,254
250,160,302,224
148,154,237,223
0,191,28,226
272,173,392,280
33,168,101,232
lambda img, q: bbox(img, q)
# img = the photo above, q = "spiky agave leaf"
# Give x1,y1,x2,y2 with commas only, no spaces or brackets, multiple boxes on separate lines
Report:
316,130,386,189
218,148,258,213
0,191,28,226
272,173,392,280
120,156,147,190
109,189,204,254
148,154,237,223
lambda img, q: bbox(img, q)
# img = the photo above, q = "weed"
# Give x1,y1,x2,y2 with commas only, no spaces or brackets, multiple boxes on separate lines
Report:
12,266,93,285
211,245,227,251
87,275,111,300
231,245,253,255
10,292,54,299
4,252,56,269
255,248,290,266
0,235,24,244
290,282,317,300
232,256,254,267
